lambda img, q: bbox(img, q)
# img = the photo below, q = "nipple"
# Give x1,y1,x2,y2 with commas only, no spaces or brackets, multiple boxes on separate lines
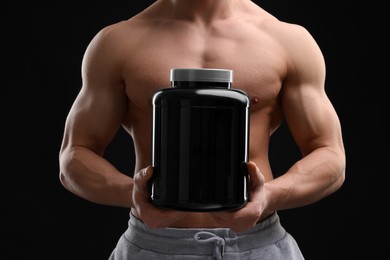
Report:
251,96,260,105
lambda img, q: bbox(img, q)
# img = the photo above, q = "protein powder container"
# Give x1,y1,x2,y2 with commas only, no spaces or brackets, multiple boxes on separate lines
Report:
150,68,250,211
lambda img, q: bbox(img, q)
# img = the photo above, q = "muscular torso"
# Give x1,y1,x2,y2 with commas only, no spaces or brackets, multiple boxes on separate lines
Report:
117,10,287,227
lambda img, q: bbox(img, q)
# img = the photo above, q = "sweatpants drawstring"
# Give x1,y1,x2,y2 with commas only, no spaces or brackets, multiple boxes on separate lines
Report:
194,231,226,259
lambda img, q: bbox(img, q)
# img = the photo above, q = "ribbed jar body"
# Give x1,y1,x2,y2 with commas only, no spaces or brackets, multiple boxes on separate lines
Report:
150,68,250,211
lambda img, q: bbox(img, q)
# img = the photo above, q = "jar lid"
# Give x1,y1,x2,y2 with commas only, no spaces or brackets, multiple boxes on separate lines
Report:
170,68,233,83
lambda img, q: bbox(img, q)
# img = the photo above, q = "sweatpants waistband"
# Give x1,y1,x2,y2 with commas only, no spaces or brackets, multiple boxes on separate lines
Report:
125,212,286,255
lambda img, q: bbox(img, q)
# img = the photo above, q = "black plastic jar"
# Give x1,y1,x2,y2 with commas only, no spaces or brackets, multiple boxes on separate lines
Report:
150,68,250,211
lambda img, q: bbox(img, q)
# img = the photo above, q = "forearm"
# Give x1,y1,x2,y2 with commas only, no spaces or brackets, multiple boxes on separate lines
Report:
59,146,134,208
264,147,345,212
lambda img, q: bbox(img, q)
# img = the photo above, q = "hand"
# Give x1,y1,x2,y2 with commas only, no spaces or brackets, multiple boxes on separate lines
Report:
210,161,266,233
132,165,190,228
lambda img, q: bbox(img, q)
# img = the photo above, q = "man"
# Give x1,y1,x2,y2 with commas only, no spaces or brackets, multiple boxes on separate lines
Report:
59,0,346,259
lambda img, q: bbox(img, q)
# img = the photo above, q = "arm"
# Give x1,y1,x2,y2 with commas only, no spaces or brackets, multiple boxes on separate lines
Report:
59,23,134,208
264,23,346,211
210,24,345,233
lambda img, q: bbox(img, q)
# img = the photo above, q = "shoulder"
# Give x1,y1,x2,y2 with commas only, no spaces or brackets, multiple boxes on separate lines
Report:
258,17,325,81
267,19,323,62
245,4,323,62
86,18,145,52
81,17,151,69
248,3,317,45
266,19,321,54
247,6,326,86
248,8,320,55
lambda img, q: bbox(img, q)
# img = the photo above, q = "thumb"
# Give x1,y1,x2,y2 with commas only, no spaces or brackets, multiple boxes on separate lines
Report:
135,165,153,184
247,161,264,189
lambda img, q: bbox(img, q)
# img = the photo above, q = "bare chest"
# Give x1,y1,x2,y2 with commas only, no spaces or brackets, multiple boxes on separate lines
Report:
123,25,286,114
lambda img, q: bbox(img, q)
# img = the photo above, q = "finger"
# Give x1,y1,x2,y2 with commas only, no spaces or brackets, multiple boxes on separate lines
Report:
132,166,153,210
247,161,264,189
134,166,153,190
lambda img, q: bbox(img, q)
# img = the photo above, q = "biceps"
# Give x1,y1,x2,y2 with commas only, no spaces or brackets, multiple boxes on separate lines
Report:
65,88,126,152
282,86,342,154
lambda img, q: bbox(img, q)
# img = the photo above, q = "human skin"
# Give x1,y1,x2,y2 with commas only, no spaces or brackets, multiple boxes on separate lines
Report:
59,0,345,233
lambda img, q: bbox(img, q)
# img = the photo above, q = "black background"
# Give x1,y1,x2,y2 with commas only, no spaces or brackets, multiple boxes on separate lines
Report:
3,1,386,259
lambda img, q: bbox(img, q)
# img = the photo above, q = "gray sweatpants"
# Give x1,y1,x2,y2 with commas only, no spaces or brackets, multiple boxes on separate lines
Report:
108,212,304,259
